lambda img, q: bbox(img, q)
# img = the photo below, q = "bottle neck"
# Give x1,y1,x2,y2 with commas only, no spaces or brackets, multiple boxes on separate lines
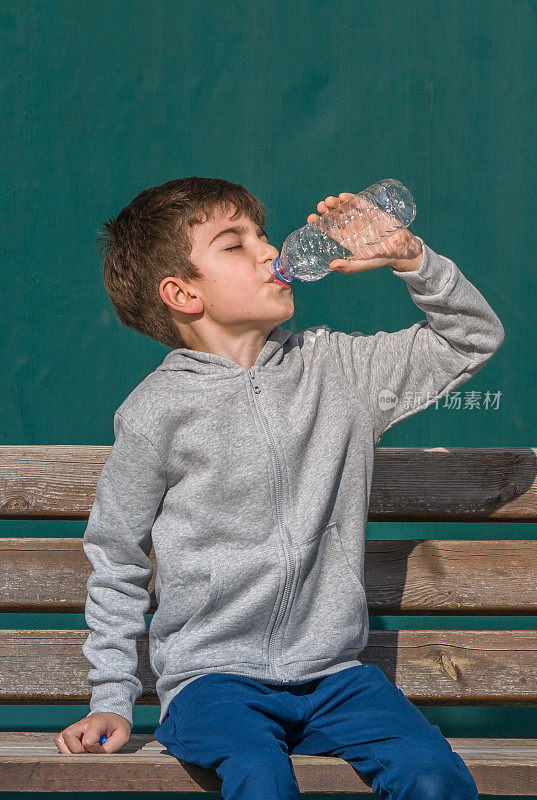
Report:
272,256,293,282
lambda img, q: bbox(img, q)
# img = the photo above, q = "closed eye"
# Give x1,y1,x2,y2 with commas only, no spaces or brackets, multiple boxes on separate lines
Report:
225,229,269,252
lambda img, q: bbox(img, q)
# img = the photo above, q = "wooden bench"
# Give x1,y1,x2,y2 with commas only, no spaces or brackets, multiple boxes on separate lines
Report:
1,445,536,795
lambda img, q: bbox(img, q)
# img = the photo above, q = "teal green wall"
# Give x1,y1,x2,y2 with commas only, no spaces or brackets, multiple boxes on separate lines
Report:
2,1,535,798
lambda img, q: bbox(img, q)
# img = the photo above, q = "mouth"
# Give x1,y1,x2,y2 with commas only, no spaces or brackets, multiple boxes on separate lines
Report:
268,273,292,288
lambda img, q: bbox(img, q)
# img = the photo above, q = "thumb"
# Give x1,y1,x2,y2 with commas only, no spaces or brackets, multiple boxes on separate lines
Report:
329,258,377,272
329,255,392,273
329,260,350,270
81,723,106,754
99,726,130,754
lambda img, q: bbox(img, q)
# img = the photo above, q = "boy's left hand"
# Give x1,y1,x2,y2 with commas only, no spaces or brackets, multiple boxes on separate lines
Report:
307,192,423,273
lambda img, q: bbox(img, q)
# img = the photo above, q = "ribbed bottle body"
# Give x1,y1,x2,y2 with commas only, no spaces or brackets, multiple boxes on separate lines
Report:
273,178,416,282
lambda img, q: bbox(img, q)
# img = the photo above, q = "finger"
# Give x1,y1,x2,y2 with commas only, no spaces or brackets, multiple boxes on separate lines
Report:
330,257,390,273
319,193,355,215
329,258,376,272
100,727,128,754
81,727,105,754
311,192,373,222
329,260,358,270
317,195,339,213
54,734,71,754
326,193,353,207
323,196,340,208
61,728,86,754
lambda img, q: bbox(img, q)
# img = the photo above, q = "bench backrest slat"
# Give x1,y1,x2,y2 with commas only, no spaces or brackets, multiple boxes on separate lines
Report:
0,629,536,704
0,538,536,614
1,446,536,520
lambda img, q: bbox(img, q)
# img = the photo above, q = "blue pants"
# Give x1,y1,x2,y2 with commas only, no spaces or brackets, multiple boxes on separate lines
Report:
154,664,478,800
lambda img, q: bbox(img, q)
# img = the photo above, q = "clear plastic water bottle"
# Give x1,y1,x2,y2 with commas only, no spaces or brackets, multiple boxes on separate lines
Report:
272,178,416,282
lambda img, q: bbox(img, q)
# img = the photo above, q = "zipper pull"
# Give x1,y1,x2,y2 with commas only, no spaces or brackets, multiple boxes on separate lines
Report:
249,367,261,393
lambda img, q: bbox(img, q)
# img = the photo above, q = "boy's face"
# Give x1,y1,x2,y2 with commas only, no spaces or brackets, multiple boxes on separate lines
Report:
167,205,294,344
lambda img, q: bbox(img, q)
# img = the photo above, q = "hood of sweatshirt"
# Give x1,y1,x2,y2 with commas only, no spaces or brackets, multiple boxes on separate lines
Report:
82,238,504,727
156,324,296,376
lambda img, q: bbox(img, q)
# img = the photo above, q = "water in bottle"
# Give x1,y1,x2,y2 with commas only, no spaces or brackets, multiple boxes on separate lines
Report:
272,178,416,282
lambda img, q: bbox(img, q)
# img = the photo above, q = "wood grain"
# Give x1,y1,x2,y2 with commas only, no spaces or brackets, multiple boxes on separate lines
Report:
1,446,536,520
0,733,536,794
0,629,536,704
1,537,536,613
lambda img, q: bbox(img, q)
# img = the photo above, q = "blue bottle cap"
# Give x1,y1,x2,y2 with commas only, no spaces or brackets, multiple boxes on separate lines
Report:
272,256,293,283
99,734,107,745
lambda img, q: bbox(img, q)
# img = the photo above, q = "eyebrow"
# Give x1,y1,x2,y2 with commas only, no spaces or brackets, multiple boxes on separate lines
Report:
208,223,267,247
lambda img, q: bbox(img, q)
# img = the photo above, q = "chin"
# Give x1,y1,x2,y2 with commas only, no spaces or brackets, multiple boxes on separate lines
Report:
279,308,294,324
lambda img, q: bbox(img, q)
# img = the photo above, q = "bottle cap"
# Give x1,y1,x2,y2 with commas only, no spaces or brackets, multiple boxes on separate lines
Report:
272,256,293,283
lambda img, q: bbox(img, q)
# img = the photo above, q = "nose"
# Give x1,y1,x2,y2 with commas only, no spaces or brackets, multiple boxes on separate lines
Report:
262,240,279,259
260,241,279,267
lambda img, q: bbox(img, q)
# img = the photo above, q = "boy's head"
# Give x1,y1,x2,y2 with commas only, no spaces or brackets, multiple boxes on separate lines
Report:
98,177,294,356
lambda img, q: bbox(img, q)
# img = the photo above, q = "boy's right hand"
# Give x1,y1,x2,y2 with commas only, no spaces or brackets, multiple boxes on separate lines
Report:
54,712,132,754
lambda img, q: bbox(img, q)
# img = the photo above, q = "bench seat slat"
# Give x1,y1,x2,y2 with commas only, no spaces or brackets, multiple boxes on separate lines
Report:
0,733,536,794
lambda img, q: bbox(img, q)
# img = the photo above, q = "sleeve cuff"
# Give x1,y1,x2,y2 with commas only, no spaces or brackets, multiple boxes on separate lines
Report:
85,681,138,727
389,236,457,296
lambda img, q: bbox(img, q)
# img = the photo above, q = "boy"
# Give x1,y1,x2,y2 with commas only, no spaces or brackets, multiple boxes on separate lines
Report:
55,177,504,799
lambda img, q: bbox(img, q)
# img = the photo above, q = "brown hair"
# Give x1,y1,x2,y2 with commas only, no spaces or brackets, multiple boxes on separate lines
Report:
97,177,267,349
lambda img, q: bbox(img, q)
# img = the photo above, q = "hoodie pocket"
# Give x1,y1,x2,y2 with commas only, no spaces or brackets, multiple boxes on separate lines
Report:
182,571,224,636
152,567,223,675
154,538,283,675
280,521,368,664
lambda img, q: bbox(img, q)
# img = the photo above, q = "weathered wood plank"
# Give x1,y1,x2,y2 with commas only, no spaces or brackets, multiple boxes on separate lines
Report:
1,630,536,704
1,446,536,520
1,538,537,614
0,733,536,794
1,445,536,794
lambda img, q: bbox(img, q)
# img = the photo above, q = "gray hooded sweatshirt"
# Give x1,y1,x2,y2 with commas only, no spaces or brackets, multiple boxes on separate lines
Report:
82,236,504,726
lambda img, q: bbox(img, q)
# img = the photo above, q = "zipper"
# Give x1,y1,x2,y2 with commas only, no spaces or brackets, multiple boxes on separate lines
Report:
248,366,294,681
